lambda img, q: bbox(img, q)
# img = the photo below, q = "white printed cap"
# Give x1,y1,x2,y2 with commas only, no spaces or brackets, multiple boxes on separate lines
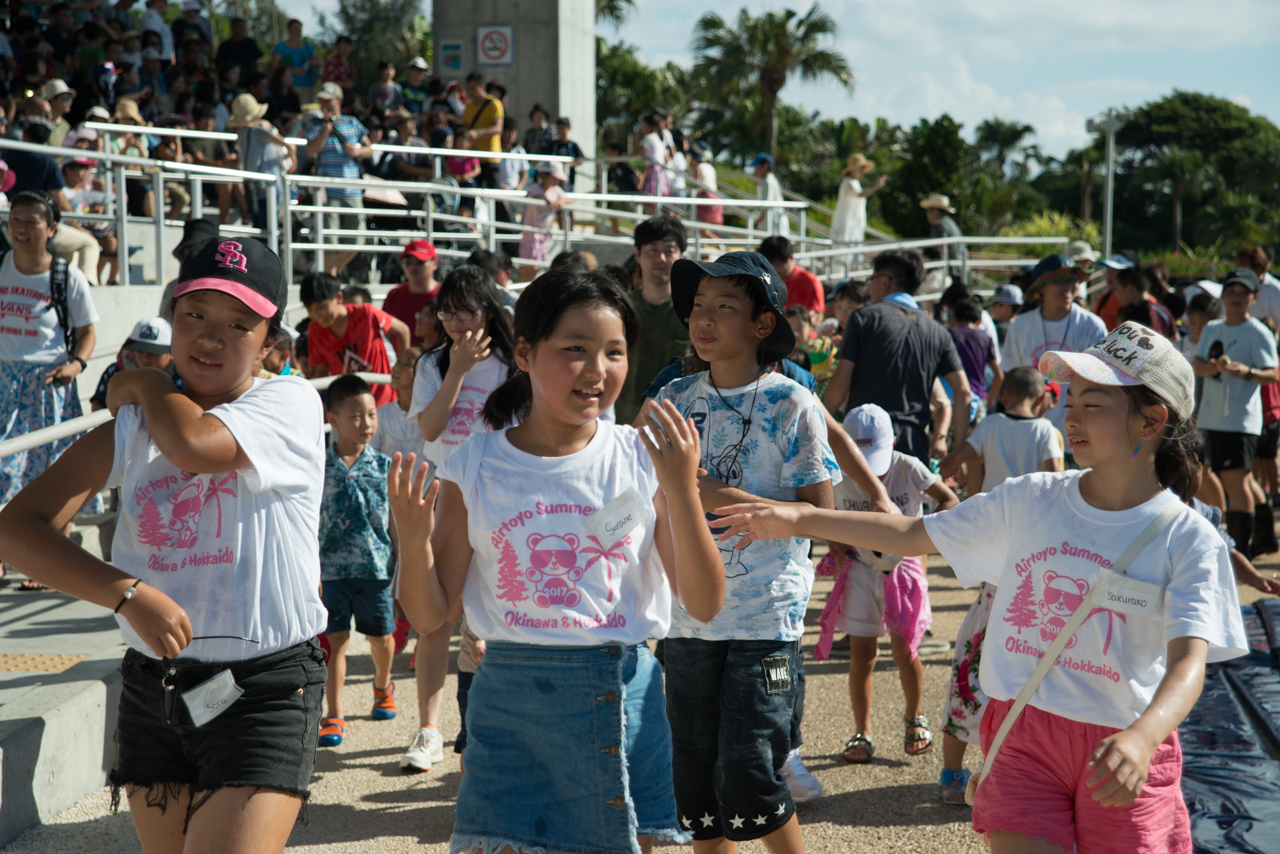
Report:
843,404,894,477
126,316,172,354
1038,322,1194,420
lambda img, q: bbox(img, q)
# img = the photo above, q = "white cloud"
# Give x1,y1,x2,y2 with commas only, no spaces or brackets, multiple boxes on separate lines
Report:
1231,94,1254,109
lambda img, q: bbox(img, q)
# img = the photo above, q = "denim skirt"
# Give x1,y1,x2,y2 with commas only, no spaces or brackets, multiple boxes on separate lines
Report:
452,642,686,854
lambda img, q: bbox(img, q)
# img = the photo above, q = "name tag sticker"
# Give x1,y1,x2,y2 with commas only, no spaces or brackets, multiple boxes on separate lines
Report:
182,668,244,727
589,486,646,547
1094,571,1162,619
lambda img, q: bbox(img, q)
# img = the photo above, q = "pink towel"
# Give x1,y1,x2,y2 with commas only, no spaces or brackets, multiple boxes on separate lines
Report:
815,552,854,661
883,555,931,660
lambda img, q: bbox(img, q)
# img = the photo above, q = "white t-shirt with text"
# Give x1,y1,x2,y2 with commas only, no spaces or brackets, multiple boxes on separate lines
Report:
923,471,1246,729
437,421,672,646
407,351,511,465
1000,305,1108,434
107,376,328,661
966,412,1062,492
0,254,98,364
835,448,935,518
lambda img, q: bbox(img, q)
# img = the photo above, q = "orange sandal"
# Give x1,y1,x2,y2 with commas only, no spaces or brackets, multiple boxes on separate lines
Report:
318,717,345,747
372,682,397,720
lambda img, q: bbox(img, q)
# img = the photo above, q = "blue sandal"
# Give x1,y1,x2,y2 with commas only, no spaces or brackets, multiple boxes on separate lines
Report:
939,768,971,805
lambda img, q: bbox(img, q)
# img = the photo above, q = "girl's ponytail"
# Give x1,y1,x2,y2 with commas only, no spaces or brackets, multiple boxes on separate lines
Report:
1124,385,1200,501
483,370,532,430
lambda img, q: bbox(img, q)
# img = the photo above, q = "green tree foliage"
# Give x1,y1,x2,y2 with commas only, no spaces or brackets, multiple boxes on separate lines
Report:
692,3,852,158
317,0,429,93
596,0,636,26
877,114,967,237
1138,145,1217,250
596,39,690,145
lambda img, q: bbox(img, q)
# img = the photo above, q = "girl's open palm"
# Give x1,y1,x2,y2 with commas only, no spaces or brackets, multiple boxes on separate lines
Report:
639,400,701,493
451,331,492,373
388,453,440,550
709,503,804,548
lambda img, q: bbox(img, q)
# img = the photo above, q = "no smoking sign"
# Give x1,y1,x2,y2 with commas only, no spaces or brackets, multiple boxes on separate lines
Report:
476,25,514,66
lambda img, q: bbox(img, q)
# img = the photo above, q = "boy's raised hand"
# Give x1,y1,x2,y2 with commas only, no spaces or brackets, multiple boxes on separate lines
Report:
387,453,440,549
639,400,701,496
711,503,804,548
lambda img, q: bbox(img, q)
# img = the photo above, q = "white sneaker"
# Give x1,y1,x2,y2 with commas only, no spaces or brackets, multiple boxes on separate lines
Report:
400,726,445,773
781,748,823,802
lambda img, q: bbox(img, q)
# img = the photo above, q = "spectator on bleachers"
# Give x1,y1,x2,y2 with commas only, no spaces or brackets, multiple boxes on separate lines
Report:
750,151,789,235
523,103,555,157
139,0,173,62
384,240,441,346
759,235,824,322
271,18,319,106
216,16,263,83
43,79,74,147
461,71,503,189
402,57,429,115
98,0,139,42
551,116,584,191
368,60,404,117
306,81,373,276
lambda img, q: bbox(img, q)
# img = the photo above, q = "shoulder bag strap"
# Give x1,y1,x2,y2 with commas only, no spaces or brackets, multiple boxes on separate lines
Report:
970,499,1184,800
50,256,75,357
467,98,495,131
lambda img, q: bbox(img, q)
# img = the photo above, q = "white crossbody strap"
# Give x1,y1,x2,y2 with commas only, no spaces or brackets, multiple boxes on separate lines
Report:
974,500,1184,788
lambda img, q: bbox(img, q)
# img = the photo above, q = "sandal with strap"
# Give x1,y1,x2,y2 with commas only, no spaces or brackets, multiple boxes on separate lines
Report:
939,768,971,805
842,733,875,763
904,714,933,756
318,717,345,747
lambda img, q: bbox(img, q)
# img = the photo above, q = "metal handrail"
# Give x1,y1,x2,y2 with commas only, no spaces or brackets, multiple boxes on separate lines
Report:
0,373,393,459
84,121,240,142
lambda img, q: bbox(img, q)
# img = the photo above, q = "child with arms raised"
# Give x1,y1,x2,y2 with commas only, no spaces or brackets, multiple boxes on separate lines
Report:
390,268,725,854
316,374,398,748
934,365,1064,804
651,252,839,854
0,240,328,854
714,322,1248,854
820,403,957,768
398,265,515,774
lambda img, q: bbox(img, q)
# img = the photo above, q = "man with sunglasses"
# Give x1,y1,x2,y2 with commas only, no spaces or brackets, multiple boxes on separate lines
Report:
42,80,75,147
382,239,440,346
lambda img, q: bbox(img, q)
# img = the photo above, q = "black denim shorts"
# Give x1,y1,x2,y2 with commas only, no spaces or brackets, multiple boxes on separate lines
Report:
664,637,799,842
110,639,326,825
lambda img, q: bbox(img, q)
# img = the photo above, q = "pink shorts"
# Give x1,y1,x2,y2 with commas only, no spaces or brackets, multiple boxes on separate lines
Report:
973,699,1190,854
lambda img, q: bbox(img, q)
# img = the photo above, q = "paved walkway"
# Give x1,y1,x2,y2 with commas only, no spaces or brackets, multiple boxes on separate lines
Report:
2,550,1272,853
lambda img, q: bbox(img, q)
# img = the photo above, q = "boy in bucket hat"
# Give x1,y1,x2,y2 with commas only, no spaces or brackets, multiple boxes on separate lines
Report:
651,251,840,850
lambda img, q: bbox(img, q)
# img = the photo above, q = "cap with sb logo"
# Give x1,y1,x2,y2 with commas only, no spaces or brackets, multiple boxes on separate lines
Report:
172,238,288,318
1038,321,1195,420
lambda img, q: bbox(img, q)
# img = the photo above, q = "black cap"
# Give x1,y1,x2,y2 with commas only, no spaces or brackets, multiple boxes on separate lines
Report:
173,238,288,318
173,218,219,260
671,251,795,364
1222,267,1261,293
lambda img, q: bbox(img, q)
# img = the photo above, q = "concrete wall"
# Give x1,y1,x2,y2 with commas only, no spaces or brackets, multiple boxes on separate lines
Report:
432,0,597,192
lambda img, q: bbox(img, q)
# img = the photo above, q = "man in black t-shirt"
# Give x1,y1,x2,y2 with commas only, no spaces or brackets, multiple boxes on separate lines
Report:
215,17,263,82
823,249,973,463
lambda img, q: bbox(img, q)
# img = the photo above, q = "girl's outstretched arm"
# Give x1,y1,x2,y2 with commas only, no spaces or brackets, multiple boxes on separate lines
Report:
388,454,474,634
713,502,936,558
642,401,724,622
1085,636,1207,807
0,423,193,657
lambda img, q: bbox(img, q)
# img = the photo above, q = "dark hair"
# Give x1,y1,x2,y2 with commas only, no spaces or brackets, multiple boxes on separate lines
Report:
528,103,548,121
784,304,809,319
430,264,516,379
246,72,267,89
466,248,513,276
23,122,51,144
873,250,925,295
194,78,219,104
1115,266,1148,295
325,374,374,413
502,116,518,131
1187,292,1221,318
600,263,630,290
1122,385,1199,501
605,140,624,153
832,279,870,306
287,18,302,28
1144,261,1170,295
483,269,639,430
83,21,102,41
1159,290,1186,320
757,235,793,264
951,295,982,324
299,272,342,306
342,284,374,304
633,216,687,252
1000,366,1045,404
1116,301,1151,326
335,35,351,46
465,71,484,84
377,59,394,72
192,102,216,122
9,190,59,225
555,116,570,128
1235,245,1269,277
549,251,591,272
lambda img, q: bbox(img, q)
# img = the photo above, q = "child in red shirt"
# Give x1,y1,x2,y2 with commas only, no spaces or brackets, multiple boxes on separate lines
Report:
301,273,410,406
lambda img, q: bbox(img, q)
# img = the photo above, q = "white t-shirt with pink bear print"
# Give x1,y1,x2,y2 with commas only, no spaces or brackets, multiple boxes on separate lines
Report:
436,420,674,646
407,350,512,467
924,469,1247,729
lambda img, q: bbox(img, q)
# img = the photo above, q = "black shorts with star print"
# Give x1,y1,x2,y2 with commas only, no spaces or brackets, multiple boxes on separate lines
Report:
665,638,799,841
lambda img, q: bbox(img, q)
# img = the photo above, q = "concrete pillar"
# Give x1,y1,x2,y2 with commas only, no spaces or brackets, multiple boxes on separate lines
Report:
432,0,597,192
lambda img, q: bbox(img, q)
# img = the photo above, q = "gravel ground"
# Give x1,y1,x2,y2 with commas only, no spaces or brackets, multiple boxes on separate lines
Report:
7,550,1273,854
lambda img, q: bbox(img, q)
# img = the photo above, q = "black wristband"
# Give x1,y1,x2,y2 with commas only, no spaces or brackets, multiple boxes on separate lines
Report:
71,356,87,372
115,579,141,614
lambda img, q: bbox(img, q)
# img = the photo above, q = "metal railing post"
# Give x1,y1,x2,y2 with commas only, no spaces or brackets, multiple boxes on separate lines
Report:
561,209,571,253
315,196,325,275
152,170,166,285
425,195,434,244
266,181,279,256
191,176,203,220
282,178,292,285
798,209,807,255
116,164,129,287
487,198,497,252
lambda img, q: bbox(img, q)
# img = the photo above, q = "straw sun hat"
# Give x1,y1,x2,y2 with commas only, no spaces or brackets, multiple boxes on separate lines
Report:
843,153,874,176
228,93,268,129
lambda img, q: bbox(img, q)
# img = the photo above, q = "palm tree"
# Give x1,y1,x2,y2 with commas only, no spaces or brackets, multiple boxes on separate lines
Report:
1055,146,1104,222
693,3,853,159
596,0,635,26
1142,145,1216,251
975,118,1034,173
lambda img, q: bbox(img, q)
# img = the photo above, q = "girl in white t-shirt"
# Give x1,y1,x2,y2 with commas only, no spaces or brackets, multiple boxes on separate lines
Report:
713,322,1248,854
389,268,724,854
0,239,327,854
401,266,514,774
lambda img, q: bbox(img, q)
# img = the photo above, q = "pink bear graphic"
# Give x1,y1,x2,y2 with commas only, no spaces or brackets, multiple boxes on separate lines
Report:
447,398,483,439
526,533,584,608
168,481,206,549
1038,571,1089,649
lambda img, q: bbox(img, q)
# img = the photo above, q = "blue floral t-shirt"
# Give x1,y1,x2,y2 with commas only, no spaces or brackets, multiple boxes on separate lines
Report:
656,371,840,641
319,443,393,581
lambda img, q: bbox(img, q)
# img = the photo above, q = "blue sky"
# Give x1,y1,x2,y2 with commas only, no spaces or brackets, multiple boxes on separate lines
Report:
286,0,1280,159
